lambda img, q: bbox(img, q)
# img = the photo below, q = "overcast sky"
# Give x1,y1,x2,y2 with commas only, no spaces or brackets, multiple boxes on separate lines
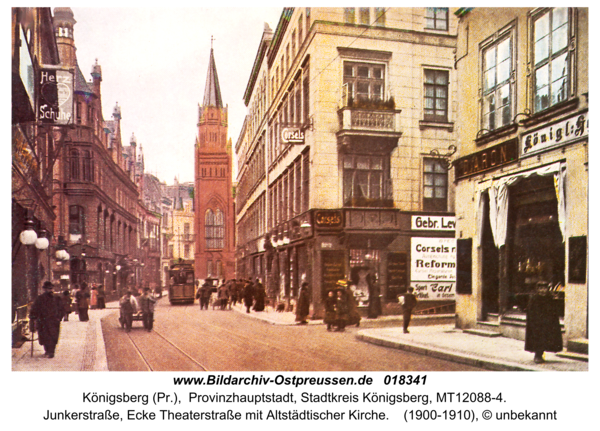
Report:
70,6,283,185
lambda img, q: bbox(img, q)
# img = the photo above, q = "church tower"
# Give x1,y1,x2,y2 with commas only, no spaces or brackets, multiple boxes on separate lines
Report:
194,46,235,280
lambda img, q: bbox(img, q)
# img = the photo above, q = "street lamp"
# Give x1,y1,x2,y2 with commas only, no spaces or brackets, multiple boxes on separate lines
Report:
34,226,49,250
19,217,37,246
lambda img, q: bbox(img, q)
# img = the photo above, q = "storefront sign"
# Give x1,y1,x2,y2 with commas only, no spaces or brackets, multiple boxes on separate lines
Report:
455,139,518,180
281,127,305,144
315,210,343,229
410,281,455,300
411,237,456,301
521,112,589,157
38,67,74,125
387,252,408,300
411,215,455,231
321,250,345,293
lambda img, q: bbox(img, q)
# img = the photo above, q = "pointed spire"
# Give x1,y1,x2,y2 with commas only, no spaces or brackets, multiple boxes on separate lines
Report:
202,45,223,109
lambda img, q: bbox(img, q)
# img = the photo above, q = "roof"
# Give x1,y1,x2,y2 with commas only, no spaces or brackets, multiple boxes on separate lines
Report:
202,48,223,108
74,61,93,95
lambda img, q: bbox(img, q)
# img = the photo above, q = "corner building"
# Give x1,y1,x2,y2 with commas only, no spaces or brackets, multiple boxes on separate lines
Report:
236,8,459,317
453,8,588,347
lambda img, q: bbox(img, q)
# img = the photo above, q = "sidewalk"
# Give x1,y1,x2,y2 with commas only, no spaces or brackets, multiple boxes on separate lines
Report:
230,304,588,372
11,305,115,372
12,300,588,372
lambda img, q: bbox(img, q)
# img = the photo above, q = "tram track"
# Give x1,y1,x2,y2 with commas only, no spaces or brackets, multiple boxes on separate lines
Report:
105,311,209,372
124,328,209,372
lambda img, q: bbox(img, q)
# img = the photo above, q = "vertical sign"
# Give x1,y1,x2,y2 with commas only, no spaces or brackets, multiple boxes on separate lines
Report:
321,250,345,295
38,68,74,125
411,237,457,300
387,252,408,300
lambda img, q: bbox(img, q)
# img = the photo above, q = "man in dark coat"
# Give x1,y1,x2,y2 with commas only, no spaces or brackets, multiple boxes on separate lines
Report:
243,280,255,313
61,290,72,321
119,290,137,332
334,289,349,332
367,272,382,319
323,290,337,331
29,281,63,358
198,280,214,310
295,282,310,324
525,282,563,363
138,287,157,332
401,287,418,333
75,282,90,321
253,278,266,312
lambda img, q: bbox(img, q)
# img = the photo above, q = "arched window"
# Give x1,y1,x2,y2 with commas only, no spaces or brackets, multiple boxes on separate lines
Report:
205,208,224,249
82,150,93,181
70,149,80,180
69,205,85,236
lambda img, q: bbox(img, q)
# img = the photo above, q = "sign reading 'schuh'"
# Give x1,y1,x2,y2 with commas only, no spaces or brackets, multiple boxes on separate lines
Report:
38,67,74,125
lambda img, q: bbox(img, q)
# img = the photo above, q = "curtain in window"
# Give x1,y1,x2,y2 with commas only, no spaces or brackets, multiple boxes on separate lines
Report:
480,162,566,248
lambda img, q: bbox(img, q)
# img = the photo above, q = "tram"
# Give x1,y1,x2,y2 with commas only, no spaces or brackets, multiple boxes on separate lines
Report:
168,260,196,305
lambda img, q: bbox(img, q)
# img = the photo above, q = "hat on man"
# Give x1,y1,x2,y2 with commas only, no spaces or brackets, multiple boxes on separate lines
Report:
42,281,54,290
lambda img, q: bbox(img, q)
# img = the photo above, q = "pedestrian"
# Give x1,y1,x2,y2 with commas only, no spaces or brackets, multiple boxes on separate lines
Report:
295,282,310,324
253,278,266,312
29,281,63,358
119,290,137,332
138,287,156,332
399,287,418,333
323,290,337,332
227,280,235,306
367,272,382,319
243,279,255,313
97,285,106,309
334,289,349,332
199,279,214,310
525,282,563,363
90,285,98,309
75,282,90,321
217,281,230,310
340,280,361,327
61,289,72,321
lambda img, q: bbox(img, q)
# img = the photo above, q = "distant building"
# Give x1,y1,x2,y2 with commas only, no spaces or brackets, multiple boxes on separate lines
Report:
453,8,588,347
236,8,459,316
162,179,195,270
194,47,235,280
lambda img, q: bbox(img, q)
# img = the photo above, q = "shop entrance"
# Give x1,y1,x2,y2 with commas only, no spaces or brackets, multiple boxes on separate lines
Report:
507,175,565,316
481,193,499,317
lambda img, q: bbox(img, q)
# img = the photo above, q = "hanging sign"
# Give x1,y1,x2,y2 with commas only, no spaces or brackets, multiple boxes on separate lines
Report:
37,67,74,125
281,127,305,144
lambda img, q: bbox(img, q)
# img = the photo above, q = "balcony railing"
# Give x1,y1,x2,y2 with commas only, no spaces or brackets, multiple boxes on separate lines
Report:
337,96,402,140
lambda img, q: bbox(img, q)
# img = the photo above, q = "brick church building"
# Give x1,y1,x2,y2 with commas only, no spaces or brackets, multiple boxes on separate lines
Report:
194,47,235,280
